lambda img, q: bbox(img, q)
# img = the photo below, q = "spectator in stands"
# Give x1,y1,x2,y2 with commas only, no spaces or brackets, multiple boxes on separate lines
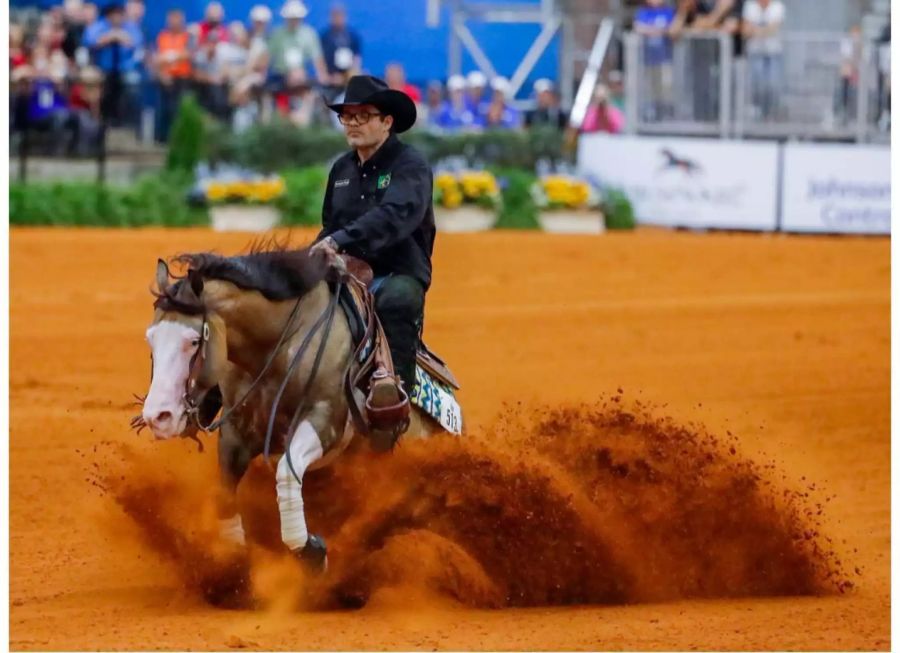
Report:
481,76,520,130
435,74,477,131
634,0,675,121
275,68,317,127
61,0,89,62
742,0,785,121
838,25,862,125
83,2,144,126
607,69,626,112
230,71,265,133
84,3,99,28
16,66,81,155
525,79,567,130
670,0,734,122
268,0,328,87
154,8,192,141
385,62,420,103
32,20,68,79
69,65,104,153
466,70,489,118
423,80,444,128
193,29,228,119
197,2,229,46
248,5,272,66
10,24,28,70
580,84,624,134
877,22,890,131
320,3,361,86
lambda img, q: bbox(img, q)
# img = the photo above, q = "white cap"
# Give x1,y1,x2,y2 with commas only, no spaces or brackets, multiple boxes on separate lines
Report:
249,4,272,22
466,70,487,88
280,0,308,19
533,78,554,94
447,74,466,91
491,76,510,95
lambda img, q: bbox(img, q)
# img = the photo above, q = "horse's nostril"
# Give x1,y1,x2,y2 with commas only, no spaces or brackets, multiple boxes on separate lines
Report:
156,411,173,423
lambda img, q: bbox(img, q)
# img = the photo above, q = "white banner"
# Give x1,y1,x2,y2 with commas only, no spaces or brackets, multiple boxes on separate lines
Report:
578,134,780,231
781,143,891,235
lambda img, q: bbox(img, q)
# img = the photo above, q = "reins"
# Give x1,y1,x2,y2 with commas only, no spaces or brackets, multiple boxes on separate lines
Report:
184,294,305,433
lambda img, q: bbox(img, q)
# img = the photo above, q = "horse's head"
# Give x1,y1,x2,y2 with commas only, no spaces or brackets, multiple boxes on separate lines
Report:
140,259,226,440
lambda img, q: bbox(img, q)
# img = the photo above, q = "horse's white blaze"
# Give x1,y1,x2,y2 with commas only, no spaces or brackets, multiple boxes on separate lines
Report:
143,321,200,439
276,420,324,551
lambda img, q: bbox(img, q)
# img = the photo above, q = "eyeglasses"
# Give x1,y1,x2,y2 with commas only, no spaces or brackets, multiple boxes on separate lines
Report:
338,111,384,126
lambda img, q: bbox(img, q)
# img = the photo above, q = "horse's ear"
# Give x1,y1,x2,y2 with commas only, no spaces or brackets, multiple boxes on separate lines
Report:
188,269,204,297
156,259,170,293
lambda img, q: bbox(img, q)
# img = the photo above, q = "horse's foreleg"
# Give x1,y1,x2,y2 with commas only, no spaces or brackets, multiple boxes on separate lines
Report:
217,421,255,545
276,419,325,563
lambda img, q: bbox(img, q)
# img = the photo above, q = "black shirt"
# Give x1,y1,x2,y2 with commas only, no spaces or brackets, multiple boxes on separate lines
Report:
318,134,436,290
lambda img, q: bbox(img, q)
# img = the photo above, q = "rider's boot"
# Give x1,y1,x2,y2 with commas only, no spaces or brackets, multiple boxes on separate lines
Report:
365,366,411,452
294,533,328,573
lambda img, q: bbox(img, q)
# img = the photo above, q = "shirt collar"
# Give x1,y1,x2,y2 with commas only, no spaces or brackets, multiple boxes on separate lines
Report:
356,133,400,170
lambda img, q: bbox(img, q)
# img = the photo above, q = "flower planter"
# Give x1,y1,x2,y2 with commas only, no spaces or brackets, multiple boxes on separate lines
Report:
210,204,281,232
434,206,497,233
538,210,606,235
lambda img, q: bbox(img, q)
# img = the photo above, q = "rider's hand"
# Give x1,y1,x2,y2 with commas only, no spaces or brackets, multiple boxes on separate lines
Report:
310,236,340,266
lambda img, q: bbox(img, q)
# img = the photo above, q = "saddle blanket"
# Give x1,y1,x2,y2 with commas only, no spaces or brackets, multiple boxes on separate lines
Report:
411,365,463,435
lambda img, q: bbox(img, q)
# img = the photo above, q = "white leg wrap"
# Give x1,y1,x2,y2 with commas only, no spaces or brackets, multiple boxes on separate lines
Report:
219,513,246,545
276,420,324,552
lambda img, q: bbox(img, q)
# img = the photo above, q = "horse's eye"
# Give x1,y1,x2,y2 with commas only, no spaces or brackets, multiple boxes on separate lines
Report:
192,340,200,348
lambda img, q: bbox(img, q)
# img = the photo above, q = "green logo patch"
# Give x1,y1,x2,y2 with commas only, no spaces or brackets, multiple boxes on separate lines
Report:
377,173,391,190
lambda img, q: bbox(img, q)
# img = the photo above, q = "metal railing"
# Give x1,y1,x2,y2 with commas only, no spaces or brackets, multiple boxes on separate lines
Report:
623,30,889,142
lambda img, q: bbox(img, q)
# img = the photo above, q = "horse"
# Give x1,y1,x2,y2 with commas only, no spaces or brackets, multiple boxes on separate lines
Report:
133,245,462,569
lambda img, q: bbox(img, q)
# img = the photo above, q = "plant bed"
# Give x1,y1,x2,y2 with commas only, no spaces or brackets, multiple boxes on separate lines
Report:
210,204,281,232
537,210,606,234
434,206,497,232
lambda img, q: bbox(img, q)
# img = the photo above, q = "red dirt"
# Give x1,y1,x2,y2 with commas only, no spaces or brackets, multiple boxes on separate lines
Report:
10,227,889,650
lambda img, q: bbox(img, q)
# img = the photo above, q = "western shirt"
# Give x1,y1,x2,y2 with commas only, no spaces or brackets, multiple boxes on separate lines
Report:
317,134,435,290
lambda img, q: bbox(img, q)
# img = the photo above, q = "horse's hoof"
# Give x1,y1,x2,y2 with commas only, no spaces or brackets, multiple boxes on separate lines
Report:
294,534,328,573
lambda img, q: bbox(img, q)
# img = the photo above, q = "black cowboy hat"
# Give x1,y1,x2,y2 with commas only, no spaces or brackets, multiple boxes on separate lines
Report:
327,75,417,133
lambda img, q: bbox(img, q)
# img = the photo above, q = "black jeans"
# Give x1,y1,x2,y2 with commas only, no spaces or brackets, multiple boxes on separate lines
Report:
373,275,425,394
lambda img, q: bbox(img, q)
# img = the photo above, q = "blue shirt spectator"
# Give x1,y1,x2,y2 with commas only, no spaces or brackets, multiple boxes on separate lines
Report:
435,75,477,130
634,0,676,65
27,78,69,122
320,3,361,78
82,5,144,74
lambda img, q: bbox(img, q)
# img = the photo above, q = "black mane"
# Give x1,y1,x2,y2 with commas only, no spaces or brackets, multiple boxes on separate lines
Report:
154,243,330,313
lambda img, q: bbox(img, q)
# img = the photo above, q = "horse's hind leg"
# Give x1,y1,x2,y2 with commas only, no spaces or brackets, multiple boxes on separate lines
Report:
217,421,256,545
276,419,326,569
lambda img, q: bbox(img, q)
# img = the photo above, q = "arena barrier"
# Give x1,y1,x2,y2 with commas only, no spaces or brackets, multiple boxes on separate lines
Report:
578,134,890,235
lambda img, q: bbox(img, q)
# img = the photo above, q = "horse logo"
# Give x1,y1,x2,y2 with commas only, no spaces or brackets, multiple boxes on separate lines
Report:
658,148,703,176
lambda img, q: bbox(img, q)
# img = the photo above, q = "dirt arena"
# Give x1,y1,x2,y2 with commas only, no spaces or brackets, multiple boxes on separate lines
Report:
10,226,890,651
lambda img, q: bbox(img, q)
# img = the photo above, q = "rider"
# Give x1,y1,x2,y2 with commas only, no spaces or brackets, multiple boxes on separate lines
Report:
310,74,435,450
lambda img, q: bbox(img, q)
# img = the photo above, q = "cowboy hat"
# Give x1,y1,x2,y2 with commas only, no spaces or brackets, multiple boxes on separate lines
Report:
327,75,417,133
280,0,308,19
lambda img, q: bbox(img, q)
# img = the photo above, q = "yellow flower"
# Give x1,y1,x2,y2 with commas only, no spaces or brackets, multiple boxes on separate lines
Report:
443,190,463,208
207,182,229,202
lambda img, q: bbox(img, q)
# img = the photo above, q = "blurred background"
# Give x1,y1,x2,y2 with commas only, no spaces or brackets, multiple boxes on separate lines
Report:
8,0,891,235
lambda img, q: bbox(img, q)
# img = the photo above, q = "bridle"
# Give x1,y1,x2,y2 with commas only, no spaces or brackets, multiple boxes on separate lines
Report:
170,274,347,486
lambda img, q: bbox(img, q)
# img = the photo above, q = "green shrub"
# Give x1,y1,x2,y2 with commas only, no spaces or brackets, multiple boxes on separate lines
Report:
602,188,637,230
201,122,567,172
208,121,347,173
166,94,208,172
491,168,540,230
276,165,329,226
10,172,207,226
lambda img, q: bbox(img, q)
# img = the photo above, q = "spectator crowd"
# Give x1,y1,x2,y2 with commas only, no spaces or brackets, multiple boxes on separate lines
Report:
10,0,626,158
11,0,884,157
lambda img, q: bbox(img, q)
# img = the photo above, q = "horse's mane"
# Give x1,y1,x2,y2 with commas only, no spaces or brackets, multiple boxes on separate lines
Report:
153,239,330,313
